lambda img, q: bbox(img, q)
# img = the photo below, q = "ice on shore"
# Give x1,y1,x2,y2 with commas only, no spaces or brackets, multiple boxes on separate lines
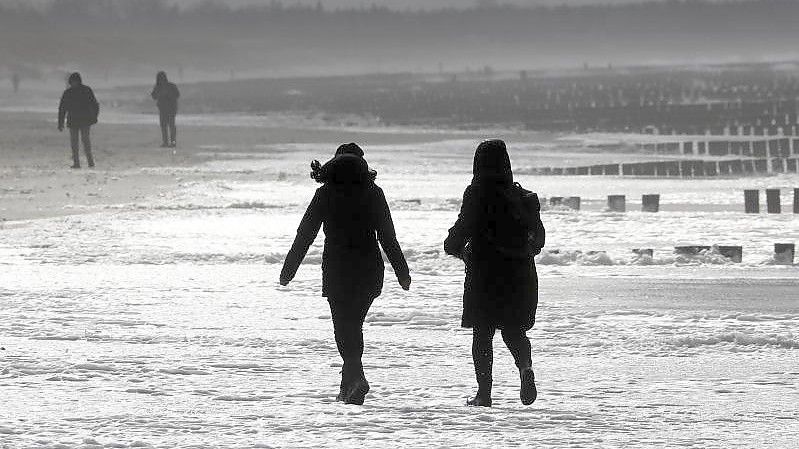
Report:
1,137,797,448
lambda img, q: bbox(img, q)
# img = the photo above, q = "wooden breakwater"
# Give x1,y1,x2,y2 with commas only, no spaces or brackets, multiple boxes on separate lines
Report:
537,157,799,178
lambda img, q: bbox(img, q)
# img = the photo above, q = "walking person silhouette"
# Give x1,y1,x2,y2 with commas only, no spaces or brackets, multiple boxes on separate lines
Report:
280,143,411,405
444,140,545,407
58,72,99,169
151,71,180,148
11,72,20,93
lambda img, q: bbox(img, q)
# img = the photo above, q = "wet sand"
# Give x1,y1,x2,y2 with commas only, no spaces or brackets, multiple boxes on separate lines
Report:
0,110,517,222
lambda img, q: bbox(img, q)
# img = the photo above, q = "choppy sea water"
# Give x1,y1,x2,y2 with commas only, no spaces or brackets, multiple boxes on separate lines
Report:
1,137,798,448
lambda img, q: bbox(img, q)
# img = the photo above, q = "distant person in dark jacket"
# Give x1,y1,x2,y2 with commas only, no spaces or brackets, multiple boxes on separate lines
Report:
58,72,99,169
151,71,180,148
444,139,545,407
11,73,20,93
280,143,411,405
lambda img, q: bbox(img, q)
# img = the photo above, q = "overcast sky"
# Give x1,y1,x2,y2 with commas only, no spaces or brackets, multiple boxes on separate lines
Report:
182,0,668,9
1,0,729,11
1,0,679,10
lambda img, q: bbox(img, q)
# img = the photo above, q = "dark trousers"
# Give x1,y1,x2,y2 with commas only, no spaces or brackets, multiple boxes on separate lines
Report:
69,126,93,167
472,324,532,393
328,296,374,384
159,110,177,145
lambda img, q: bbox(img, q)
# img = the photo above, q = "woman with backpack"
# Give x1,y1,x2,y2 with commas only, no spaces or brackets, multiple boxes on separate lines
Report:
280,143,411,405
444,139,545,407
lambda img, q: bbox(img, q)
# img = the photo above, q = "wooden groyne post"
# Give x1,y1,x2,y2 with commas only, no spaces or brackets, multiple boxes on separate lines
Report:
642,194,660,212
744,190,759,213
717,246,743,263
794,188,799,214
564,196,581,210
766,189,781,214
607,195,626,212
774,243,795,264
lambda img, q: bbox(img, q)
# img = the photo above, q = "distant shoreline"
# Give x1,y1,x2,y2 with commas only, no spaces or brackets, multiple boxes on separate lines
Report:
0,110,505,222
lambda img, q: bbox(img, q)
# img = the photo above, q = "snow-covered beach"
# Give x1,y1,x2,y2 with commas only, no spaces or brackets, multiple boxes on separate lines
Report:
1,109,798,448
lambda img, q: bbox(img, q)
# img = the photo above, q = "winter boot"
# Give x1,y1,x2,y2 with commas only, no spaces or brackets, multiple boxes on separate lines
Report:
467,372,492,407
520,367,537,405
466,392,492,407
344,377,370,405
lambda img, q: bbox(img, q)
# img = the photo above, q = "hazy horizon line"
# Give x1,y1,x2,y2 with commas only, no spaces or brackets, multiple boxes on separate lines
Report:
0,0,753,13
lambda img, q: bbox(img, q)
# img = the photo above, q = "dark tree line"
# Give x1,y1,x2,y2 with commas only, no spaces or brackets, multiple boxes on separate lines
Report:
2,0,798,78
1,0,792,32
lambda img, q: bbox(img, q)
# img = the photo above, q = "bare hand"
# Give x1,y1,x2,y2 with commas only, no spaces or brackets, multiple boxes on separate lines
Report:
57,125,64,132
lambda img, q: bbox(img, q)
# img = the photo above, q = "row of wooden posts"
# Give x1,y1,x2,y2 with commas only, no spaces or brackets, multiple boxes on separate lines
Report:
744,188,799,214
544,192,795,264
641,136,798,158
537,157,799,178
630,244,795,264
546,194,661,212
547,190,798,213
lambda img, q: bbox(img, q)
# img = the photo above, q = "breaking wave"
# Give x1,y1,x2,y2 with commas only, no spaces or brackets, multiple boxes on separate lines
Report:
251,247,762,268
136,251,296,265
668,332,799,349
129,201,288,211
534,249,738,266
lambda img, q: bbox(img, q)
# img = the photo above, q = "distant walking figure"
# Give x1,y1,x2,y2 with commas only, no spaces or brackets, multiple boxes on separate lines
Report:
444,140,545,407
58,72,99,169
151,71,180,148
11,73,20,93
280,143,411,405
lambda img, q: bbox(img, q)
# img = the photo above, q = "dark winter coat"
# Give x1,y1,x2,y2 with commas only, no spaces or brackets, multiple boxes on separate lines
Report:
58,84,99,129
151,75,180,115
281,154,410,300
444,140,545,330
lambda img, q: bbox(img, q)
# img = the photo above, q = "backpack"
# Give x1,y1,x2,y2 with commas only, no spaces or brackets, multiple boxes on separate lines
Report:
483,182,543,259
515,183,545,254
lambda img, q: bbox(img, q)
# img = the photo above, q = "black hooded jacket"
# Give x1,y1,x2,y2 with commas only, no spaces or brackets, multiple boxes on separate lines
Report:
444,140,545,330
58,73,99,129
281,154,409,300
151,72,180,115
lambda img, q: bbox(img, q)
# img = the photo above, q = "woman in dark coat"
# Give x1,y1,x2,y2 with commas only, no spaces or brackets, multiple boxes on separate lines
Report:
280,143,411,405
151,71,180,148
444,139,545,407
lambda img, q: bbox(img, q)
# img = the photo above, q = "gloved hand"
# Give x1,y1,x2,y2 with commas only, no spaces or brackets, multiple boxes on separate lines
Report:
398,274,411,291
